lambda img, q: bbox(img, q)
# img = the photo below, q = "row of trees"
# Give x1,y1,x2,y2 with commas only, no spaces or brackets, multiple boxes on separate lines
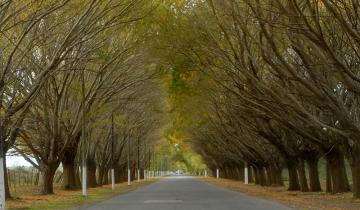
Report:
0,0,165,198
158,0,360,198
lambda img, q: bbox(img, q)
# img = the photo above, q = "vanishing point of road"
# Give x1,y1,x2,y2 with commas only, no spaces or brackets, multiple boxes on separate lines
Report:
80,176,291,210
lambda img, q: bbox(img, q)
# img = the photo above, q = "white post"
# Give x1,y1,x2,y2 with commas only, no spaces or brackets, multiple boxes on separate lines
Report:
82,166,87,196
0,157,5,210
111,169,115,190
216,168,219,179
244,163,249,185
205,170,207,177
128,169,131,186
137,169,140,183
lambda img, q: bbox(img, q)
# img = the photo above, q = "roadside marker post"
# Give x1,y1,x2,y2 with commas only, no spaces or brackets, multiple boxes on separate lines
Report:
111,169,115,190
244,163,249,185
137,169,140,183
128,169,131,186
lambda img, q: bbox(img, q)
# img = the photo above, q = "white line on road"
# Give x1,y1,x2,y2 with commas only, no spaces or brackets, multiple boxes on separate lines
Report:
144,200,183,204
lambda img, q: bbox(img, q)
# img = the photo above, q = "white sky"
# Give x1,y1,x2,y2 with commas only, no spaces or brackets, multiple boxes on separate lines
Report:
7,155,34,167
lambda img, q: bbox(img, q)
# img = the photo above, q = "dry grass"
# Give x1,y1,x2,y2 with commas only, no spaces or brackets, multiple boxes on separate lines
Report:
203,177,360,210
7,180,156,210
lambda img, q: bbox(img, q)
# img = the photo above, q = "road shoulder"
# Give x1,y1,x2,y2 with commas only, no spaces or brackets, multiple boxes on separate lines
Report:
7,180,157,210
202,177,360,210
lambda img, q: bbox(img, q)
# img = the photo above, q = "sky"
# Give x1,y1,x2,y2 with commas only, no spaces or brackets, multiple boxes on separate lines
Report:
7,155,34,167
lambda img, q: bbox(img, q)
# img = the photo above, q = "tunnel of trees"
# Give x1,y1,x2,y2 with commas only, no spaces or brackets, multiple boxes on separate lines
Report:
1,0,360,202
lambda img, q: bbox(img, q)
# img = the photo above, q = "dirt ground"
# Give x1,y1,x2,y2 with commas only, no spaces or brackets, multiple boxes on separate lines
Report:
204,177,360,210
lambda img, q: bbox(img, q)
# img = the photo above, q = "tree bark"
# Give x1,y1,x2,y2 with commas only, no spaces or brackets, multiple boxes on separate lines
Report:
326,149,350,193
326,160,332,193
253,166,260,185
257,165,267,186
97,167,105,186
288,161,300,191
38,165,57,195
87,167,97,188
4,155,11,199
115,166,126,183
306,157,321,192
237,166,244,181
350,153,360,198
86,158,97,188
266,166,273,185
297,159,309,192
102,169,109,185
270,164,283,186
248,166,253,183
61,151,79,190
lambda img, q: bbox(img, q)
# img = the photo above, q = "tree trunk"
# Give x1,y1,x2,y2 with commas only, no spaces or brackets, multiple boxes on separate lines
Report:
270,165,283,186
102,169,109,185
253,166,260,185
326,160,332,193
237,166,244,181
115,166,126,183
340,157,351,191
350,153,360,198
87,167,97,188
97,170,103,186
288,161,300,191
61,151,79,190
248,166,253,183
266,166,273,185
131,167,136,180
97,167,105,186
326,149,350,193
224,166,229,179
87,158,97,188
297,159,309,192
38,165,57,195
76,169,81,187
257,166,267,186
307,157,321,192
4,155,12,199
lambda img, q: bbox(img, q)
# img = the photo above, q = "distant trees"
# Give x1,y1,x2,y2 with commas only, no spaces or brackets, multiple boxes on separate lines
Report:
158,0,360,199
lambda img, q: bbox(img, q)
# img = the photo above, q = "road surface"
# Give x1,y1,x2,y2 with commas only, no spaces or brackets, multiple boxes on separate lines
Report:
80,176,291,210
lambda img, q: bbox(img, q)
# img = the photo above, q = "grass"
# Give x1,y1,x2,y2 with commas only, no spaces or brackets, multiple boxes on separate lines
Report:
7,180,156,210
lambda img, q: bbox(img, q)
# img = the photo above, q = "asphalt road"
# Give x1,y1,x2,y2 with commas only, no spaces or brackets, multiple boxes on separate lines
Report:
80,176,292,210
